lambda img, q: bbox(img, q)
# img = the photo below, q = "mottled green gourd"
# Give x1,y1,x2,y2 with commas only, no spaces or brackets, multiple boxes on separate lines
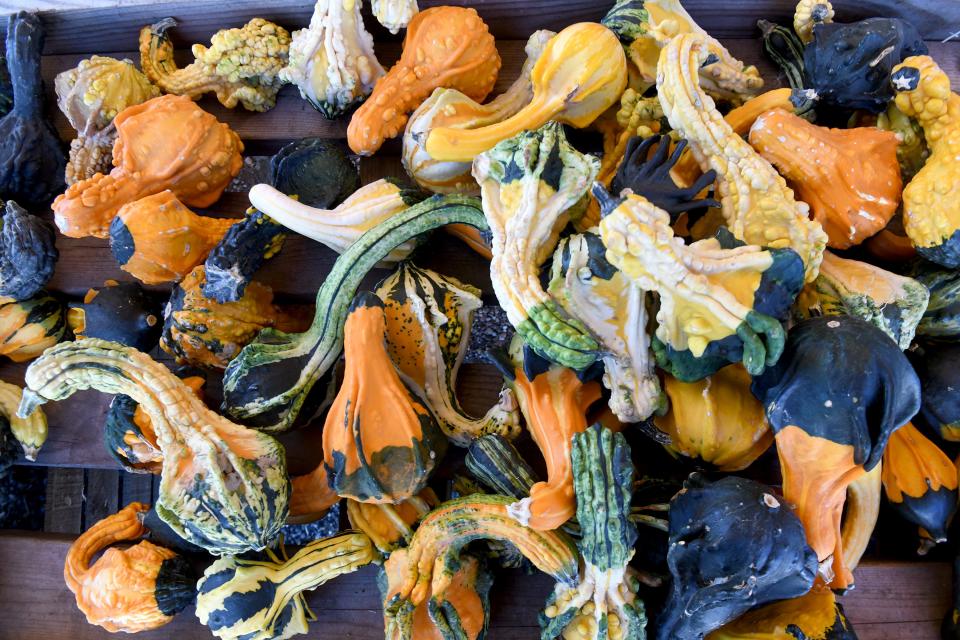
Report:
18,339,290,555
910,261,960,341
221,194,489,433
473,121,600,370
196,532,378,640
540,425,647,640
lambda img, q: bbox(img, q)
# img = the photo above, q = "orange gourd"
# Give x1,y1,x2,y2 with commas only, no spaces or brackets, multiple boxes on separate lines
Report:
53,94,243,239
347,6,500,156
288,462,341,524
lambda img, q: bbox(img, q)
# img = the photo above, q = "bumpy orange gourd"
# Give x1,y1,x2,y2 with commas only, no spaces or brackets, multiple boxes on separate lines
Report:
347,6,500,156
64,502,195,633
749,108,902,249
110,190,240,284
53,94,243,239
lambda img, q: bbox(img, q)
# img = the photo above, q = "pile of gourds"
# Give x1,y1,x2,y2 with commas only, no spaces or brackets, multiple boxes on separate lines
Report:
4,0,960,637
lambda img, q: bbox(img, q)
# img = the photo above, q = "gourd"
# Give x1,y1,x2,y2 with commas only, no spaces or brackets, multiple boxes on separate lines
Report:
882,422,958,549
53,94,244,239
892,56,960,268
757,20,807,93
492,338,602,531
248,179,426,263
220,193,489,434
0,292,66,362
161,265,310,370
911,261,960,341
804,16,927,113
794,0,834,44
841,463,883,577
540,425,647,640
751,315,922,589
0,13,66,208
749,109,902,249
54,56,160,184
597,187,805,381
474,122,600,370
103,373,204,474
865,223,917,263
281,0,385,119
271,138,360,208
656,475,818,640
348,6,500,157
0,200,58,301
600,0,763,101
139,17,290,111
658,33,827,282
0,379,46,461
348,488,438,552
203,209,288,304
548,231,664,422
709,590,857,640
424,23,625,163
380,494,580,639
323,292,446,502
64,502,195,633
877,103,929,182
110,190,240,285
196,532,378,640
465,434,539,500
911,343,960,442
402,30,553,195
795,251,929,350
68,280,163,351
376,262,521,445
371,0,418,34
653,365,773,472
288,462,340,524
20,339,291,555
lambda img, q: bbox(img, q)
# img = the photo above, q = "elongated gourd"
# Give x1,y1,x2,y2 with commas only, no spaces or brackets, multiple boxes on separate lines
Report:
20,339,291,555
0,379,45,461
425,23,627,163
465,434,539,500
221,194,489,434
658,32,827,282
248,179,426,263
64,502,195,633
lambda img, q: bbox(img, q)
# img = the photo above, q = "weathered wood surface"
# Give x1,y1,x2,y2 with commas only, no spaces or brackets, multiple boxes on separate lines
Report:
0,532,951,640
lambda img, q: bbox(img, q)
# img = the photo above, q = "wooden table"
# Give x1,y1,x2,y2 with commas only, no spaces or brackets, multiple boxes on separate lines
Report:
0,0,956,638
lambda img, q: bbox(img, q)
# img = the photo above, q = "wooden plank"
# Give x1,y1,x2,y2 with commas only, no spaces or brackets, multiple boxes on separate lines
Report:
81,469,120,528
120,473,154,506
42,468,83,534
0,531,948,639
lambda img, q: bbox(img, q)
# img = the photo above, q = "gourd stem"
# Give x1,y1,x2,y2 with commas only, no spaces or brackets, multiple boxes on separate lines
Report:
7,13,45,115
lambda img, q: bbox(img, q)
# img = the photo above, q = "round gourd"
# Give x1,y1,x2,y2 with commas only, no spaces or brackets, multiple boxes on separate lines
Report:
911,343,960,442
69,281,162,351
271,137,359,208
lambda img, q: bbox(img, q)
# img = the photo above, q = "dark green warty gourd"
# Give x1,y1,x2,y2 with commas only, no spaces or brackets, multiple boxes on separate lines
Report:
0,200,57,301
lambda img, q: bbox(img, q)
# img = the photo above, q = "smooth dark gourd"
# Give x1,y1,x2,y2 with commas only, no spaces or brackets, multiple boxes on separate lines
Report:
70,281,162,351
911,343,960,442
0,200,57,301
0,13,66,207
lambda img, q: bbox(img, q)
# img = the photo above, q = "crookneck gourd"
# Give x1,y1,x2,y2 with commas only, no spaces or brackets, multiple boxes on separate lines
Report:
892,56,960,268
376,262,521,446
708,590,857,640
249,178,427,263
140,17,290,111
348,488,438,553
540,425,648,640
110,190,241,285
911,343,960,443
658,32,827,282
0,200,58,301
54,56,160,184
196,532,378,640
548,231,664,423
69,280,163,352
0,292,66,362
465,434,540,501
53,94,244,239
20,339,291,555
64,502,195,633
281,0,385,119
474,122,600,370
425,22,626,163
221,195,489,434
749,108,902,249
0,12,66,208
381,494,580,639
402,29,554,195
347,6,500,156
657,475,818,640
751,315,922,589
882,421,958,549
491,338,602,531
597,187,805,381
323,292,446,503
161,265,310,370
795,251,929,350
0,379,46,461
911,261,960,342
202,208,288,304
654,364,773,472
